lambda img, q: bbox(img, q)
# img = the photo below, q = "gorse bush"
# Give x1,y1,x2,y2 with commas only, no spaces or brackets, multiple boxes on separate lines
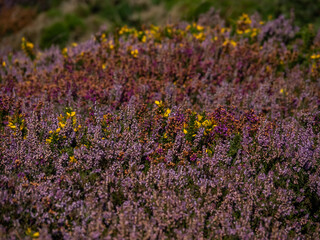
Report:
1,12,320,239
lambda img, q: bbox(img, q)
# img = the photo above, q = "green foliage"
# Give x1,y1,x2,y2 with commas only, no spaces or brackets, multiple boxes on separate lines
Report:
64,14,85,31
296,24,317,52
228,133,242,163
40,22,70,49
161,0,320,28
74,4,91,18
46,8,63,18
111,189,126,207
40,14,84,49
51,0,64,8
277,0,320,26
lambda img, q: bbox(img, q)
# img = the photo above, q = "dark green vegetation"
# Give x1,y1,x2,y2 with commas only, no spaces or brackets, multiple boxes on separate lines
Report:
1,0,320,50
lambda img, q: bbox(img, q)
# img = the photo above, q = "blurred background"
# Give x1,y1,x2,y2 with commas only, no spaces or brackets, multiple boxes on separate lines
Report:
1,0,320,50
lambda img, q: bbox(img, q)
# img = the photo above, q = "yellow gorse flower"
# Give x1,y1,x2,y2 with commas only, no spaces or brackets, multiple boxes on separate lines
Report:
119,25,137,36
196,24,204,31
202,120,212,127
8,122,16,129
108,40,115,49
26,228,39,238
32,232,40,238
155,100,163,107
66,112,76,118
2,61,6,67
193,32,205,41
62,48,68,57
26,228,32,235
101,33,106,41
21,37,35,60
59,122,66,128
220,28,229,34
311,54,320,59
130,49,138,58
238,13,252,25
223,39,237,47
69,156,77,163
230,40,237,47
237,29,244,35
26,42,34,49
163,108,171,118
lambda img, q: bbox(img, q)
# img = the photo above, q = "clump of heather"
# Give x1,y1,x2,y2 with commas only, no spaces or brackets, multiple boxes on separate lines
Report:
1,13,320,239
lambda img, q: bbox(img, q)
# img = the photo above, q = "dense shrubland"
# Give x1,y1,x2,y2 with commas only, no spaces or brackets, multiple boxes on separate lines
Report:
1,12,320,239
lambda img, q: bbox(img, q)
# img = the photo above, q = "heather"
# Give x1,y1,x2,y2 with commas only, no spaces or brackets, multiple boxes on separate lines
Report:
1,13,320,239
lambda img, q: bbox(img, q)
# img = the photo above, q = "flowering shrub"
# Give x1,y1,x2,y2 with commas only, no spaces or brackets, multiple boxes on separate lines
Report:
1,13,320,239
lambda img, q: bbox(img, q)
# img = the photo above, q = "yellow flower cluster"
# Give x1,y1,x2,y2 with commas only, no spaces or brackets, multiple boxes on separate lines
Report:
279,88,288,96
21,37,35,60
26,227,39,238
311,63,318,74
186,23,206,42
311,54,320,59
21,37,34,50
101,33,107,42
237,13,252,25
108,40,115,50
100,33,115,50
198,116,217,135
62,48,68,57
236,28,260,38
7,121,16,129
69,155,77,163
155,100,163,107
186,23,204,31
155,100,171,118
220,28,230,34
144,25,161,40
141,35,147,43
46,110,81,144
130,49,139,58
119,26,137,36
183,114,217,137
7,114,27,138
58,111,77,128
235,14,260,39
193,32,205,41
223,39,237,47
163,108,171,118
